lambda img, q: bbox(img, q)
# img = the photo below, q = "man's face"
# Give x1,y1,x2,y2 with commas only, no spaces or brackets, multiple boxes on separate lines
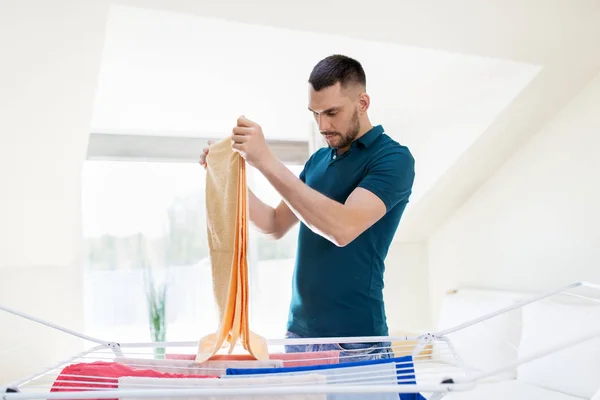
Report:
308,82,361,151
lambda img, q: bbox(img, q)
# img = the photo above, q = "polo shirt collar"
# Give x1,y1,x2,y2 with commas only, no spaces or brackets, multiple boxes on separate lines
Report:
356,124,384,148
330,125,384,159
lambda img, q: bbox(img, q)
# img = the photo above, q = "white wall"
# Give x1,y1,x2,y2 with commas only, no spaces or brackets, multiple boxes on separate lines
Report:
384,242,431,333
0,1,109,385
428,70,600,325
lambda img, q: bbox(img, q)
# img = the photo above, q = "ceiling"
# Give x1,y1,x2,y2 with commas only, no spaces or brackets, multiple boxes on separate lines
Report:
95,0,600,241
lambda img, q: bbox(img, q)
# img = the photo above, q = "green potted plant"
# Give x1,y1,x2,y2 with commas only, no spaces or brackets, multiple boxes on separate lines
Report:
139,233,169,359
143,265,168,359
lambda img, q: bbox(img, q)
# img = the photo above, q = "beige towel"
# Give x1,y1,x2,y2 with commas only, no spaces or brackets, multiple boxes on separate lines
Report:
118,374,327,400
196,138,268,364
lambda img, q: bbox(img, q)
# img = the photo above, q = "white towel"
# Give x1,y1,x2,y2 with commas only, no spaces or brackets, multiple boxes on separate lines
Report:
118,373,327,400
115,357,283,376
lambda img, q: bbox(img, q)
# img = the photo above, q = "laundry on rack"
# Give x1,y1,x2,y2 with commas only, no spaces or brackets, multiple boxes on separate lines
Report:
166,350,341,367
116,356,283,376
50,361,218,396
197,138,268,364
223,355,427,400
118,373,327,400
226,363,396,400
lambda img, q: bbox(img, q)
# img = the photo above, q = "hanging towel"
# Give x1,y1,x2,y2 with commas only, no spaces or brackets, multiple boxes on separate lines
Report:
196,138,268,364
118,373,327,400
116,357,282,376
167,351,340,367
224,355,427,400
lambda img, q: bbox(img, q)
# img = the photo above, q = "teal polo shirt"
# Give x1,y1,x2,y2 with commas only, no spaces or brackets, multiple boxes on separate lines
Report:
287,125,415,338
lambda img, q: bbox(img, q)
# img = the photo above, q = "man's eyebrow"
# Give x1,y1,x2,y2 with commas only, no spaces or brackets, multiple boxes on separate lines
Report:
308,106,341,114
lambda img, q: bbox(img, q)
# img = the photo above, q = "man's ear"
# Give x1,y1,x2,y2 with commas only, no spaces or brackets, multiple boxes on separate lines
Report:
358,92,370,113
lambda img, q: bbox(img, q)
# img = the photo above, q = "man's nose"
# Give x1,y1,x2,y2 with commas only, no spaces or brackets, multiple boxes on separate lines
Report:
317,115,330,132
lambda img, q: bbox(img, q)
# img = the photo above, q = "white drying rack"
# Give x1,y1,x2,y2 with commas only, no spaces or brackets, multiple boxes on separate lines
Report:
1,281,600,399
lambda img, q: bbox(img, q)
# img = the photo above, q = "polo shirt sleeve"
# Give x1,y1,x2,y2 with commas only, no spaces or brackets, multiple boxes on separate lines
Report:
357,147,415,213
299,151,317,183
299,166,307,183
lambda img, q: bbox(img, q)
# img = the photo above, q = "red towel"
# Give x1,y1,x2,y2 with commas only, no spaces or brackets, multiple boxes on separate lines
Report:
51,361,218,399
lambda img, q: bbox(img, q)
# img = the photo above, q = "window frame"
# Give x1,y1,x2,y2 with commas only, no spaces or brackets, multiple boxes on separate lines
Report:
87,132,310,165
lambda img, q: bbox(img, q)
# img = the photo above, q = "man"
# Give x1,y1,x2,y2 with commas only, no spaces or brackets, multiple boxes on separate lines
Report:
200,54,415,361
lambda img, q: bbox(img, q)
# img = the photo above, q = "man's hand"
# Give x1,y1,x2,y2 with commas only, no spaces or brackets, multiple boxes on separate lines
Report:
199,133,296,241
231,115,274,169
198,139,215,169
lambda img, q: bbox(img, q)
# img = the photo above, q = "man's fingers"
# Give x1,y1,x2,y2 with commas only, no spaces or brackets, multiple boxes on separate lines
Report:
232,115,258,158
233,126,253,136
237,115,255,128
199,140,214,165
231,142,244,153
231,133,249,144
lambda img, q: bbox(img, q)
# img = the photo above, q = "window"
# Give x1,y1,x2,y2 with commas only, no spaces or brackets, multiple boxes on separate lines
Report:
82,159,304,343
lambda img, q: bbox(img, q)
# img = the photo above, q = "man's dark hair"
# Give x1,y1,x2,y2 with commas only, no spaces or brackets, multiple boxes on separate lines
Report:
308,54,366,91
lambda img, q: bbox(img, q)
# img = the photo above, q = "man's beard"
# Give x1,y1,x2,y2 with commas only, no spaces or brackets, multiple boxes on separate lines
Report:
322,110,360,150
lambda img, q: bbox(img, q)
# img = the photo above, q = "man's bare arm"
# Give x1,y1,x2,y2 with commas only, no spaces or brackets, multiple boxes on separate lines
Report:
248,189,299,240
257,156,386,247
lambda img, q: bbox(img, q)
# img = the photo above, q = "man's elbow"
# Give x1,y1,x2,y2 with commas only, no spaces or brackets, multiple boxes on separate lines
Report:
332,237,349,247
331,230,359,248
266,230,285,240
252,225,282,241
264,223,290,240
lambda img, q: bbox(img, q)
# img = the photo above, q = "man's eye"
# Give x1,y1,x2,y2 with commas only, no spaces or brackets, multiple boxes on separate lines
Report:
326,112,337,117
